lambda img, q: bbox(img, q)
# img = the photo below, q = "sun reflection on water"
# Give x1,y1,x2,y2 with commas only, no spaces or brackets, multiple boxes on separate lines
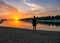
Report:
14,15,20,24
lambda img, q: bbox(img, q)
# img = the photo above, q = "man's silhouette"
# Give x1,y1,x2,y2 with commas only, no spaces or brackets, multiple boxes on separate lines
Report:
32,16,37,30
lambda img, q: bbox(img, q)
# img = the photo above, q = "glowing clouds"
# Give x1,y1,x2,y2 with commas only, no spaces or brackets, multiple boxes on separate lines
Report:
24,0,45,12
0,8,10,15
0,0,10,16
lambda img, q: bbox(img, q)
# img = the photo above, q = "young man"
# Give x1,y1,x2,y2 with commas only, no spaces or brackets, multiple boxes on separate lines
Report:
32,16,37,30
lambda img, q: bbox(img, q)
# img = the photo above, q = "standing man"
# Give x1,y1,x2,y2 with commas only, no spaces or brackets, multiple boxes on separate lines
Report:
32,16,37,30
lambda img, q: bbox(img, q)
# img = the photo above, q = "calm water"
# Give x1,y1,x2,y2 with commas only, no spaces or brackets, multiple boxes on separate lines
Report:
0,20,60,31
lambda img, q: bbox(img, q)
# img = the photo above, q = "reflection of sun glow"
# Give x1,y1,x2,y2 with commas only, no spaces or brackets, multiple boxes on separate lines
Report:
14,15,20,24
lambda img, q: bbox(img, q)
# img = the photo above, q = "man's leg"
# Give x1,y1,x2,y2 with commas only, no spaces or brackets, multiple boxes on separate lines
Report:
33,26,34,30
34,26,36,30
33,26,36,30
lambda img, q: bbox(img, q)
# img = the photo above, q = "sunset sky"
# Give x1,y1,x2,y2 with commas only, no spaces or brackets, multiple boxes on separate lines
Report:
4,0,60,10
0,0,60,29
0,0,60,19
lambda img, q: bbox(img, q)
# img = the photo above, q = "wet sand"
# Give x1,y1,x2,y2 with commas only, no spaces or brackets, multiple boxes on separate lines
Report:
0,26,60,43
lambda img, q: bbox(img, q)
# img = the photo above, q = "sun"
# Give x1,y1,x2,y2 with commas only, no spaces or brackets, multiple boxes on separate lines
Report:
15,17,18,23
14,15,20,23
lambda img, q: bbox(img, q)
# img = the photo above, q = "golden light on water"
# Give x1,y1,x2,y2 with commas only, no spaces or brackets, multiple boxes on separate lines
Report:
15,19,18,23
13,15,20,24
15,17,18,23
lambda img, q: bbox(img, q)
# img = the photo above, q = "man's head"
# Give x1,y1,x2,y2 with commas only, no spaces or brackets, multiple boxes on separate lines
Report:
34,16,35,18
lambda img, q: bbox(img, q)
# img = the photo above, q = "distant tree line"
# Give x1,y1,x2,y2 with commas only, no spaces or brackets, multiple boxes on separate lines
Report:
36,15,60,20
20,15,60,21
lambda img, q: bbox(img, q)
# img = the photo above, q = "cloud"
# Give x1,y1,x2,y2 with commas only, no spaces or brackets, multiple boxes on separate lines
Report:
0,0,3,2
23,0,45,12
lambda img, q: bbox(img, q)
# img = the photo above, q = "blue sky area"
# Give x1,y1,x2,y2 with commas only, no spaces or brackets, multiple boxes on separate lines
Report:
4,0,60,11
